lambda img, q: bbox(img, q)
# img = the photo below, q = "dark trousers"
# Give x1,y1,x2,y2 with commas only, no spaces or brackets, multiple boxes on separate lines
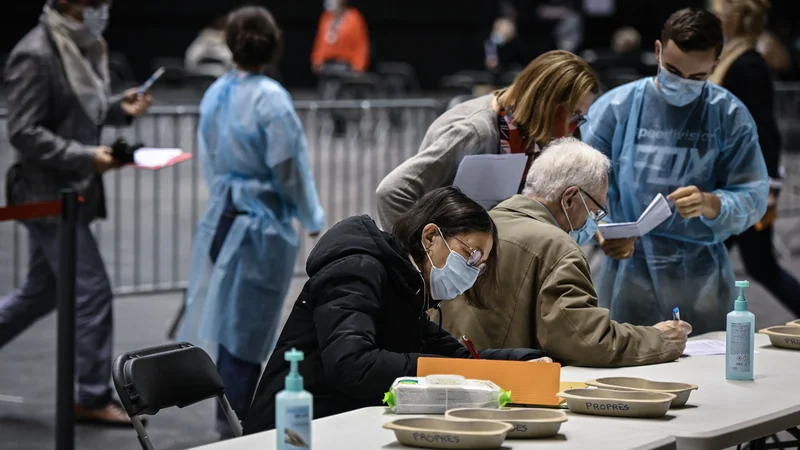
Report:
215,344,262,437
726,226,800,318
0,220,113,407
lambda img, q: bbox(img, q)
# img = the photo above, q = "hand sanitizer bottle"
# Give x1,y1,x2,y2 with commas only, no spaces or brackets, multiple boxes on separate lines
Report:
276,348,313,450
726,280,755,380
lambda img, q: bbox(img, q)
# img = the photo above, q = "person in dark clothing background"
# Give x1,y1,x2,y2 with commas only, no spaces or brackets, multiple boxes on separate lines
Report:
484,1,526,74
243,187,550,434
711,0,800,319
0,0,152,425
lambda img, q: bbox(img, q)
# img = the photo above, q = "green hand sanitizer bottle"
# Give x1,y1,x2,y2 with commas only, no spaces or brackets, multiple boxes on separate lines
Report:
726,281,755,380
276,348,312,450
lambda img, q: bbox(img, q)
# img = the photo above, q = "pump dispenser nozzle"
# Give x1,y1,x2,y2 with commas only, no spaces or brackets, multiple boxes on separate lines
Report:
734,280,750,312
285,348,304,392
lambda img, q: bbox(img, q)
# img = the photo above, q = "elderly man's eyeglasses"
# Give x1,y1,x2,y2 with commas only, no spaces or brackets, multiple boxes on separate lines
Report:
578,188,608,222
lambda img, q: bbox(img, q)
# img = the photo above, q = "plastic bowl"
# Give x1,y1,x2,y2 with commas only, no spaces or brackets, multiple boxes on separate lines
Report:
383,417,512,449
445,408,567,439
759,326,800,350
585,377,698,407
557,388,675,418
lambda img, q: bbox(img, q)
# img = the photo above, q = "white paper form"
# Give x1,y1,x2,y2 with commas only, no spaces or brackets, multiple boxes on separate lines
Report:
131,148,193,170
453,154,528,210
598,193,672,239
683,339,759,356
683,340,726,356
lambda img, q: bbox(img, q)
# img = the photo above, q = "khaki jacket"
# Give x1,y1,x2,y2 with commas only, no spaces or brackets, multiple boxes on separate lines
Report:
436,195,681,367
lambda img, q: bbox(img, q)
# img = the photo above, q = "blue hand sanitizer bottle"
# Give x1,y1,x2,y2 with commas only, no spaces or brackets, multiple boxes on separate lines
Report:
726,280,755,380
276,348,313,450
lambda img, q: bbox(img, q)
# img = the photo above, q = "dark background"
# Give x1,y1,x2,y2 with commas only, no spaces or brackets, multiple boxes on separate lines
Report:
0,0,797,89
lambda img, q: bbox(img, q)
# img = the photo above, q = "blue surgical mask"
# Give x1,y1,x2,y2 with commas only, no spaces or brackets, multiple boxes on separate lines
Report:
425,228,481,301
562,193,599,246
83,4,109,38
656,50,706,107
324,0,338,12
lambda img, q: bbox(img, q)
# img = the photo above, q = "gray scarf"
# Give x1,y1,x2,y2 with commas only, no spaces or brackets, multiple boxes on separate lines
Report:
41,6,110,125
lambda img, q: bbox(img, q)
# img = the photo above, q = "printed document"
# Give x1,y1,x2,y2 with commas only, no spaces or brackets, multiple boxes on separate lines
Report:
453,154,528,210
683,339,758,356
132,148,192,170
598,193,672,239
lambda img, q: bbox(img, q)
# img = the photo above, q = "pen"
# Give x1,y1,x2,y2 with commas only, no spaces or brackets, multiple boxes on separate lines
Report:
137,66,166,96
673,307,680,321
462,335,481,359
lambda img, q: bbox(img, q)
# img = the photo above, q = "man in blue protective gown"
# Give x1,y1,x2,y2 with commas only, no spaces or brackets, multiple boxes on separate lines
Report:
581,7,768,335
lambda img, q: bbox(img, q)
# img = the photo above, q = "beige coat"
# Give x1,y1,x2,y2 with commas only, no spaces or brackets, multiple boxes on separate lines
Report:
436,195,681,367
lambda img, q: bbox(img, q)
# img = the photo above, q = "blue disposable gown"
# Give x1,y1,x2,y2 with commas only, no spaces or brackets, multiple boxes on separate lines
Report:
581,78,768,335
179,71,325,363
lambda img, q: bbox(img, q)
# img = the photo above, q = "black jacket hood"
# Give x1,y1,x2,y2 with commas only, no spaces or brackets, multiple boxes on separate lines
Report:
306,215,423,292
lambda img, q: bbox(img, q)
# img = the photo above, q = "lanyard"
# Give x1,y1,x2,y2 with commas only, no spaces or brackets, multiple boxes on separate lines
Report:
497,106,538,193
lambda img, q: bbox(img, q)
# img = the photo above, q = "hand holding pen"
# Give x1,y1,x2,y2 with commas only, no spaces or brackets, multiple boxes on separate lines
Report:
654,307,693,353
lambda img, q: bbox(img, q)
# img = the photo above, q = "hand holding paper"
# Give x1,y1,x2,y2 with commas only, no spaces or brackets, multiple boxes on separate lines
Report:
598,235,636,260
598,193,672,239
668,185,722,220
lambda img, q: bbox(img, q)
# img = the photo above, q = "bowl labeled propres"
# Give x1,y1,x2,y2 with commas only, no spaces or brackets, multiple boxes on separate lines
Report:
585,377,698,407
759,326,800,350
445,407,567,439
557,388,675,418
383,417,513,450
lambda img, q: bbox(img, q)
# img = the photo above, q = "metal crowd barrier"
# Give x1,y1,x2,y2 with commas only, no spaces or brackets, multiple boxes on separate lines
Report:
0,99,443,296
1,84,799,296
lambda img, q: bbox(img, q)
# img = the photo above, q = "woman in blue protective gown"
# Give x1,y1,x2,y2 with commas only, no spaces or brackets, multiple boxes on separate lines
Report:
581,8,768,336
179,6,325,437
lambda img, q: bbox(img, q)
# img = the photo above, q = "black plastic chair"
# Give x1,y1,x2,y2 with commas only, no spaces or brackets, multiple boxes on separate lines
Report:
112,342,242,450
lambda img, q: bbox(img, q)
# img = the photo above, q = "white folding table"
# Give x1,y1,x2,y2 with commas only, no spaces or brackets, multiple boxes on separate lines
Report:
188,406,676,450
560,332,800,450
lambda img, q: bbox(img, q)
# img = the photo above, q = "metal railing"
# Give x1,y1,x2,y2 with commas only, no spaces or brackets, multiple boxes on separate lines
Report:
0,99,443,295
1,84,799,296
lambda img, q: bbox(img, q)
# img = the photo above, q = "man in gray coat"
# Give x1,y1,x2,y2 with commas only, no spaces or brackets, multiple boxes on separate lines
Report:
0,0,152,425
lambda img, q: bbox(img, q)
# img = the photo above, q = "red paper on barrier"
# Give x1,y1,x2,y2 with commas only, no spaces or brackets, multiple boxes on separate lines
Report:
130,148,193,170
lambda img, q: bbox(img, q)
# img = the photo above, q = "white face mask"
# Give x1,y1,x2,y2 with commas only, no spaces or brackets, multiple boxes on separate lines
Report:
83,3,109,38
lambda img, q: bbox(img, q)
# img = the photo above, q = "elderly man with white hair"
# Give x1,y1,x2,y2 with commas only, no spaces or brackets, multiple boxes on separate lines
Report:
437,138,693,367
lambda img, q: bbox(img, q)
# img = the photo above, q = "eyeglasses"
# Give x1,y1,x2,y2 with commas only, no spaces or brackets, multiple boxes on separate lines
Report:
569,112,588,127
578,188,608,222
446,234,487,275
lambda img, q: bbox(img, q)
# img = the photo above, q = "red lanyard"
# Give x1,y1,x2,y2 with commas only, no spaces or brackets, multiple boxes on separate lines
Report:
497,108,536,193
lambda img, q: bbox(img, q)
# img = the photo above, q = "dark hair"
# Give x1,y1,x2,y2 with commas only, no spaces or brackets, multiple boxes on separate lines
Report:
392,186,499,310
661,8,724,57
226,6,283,68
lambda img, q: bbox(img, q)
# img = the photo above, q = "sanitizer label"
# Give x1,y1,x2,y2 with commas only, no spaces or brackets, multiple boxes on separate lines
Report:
729,322,751,372
282,406,311,449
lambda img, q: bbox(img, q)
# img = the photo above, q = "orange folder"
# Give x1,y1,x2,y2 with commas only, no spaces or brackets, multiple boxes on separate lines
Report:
417,357,562,406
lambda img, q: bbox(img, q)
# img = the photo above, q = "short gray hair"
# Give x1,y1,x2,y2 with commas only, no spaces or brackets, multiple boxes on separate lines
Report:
522,137,611,202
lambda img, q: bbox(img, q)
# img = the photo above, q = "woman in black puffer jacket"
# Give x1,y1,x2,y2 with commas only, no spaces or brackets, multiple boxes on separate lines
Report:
243,187,549,434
